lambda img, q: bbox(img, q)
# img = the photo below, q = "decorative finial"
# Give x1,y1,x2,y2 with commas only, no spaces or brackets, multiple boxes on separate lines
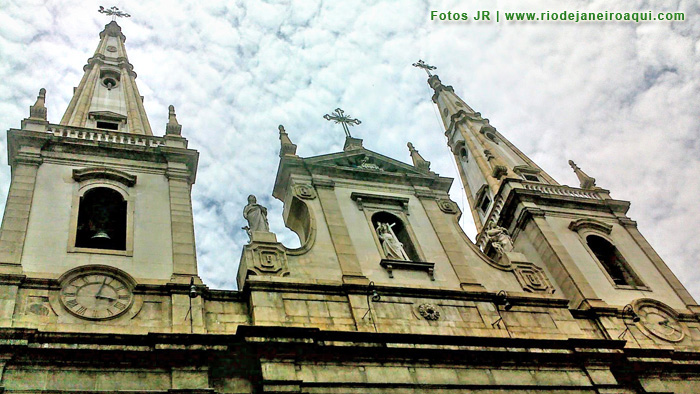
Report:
323,108,361,138
278,124,297,157
29,88,47,120
98,6,131,21
568,160,597,190
412,59,436,76
165,105,182,135
407,142,431,173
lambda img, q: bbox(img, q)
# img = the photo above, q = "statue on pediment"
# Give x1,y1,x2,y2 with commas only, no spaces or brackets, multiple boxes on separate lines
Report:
243,195,269,234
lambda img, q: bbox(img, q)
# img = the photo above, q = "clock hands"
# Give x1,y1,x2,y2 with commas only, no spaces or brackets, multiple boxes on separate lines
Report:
658,319,683,335
95,277,107,298
94,277,116,301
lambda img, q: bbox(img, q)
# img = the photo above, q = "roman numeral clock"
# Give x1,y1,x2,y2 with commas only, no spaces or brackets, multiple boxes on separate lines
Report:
59,266,135,320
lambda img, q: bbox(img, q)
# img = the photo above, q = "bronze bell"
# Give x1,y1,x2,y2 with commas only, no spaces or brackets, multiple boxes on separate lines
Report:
91,230,111,240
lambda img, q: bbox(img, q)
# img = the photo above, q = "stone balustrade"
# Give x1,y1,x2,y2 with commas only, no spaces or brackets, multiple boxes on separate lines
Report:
48,125,165,148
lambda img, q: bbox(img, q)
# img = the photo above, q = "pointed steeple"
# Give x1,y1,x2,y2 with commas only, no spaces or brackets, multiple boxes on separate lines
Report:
59,21,152,135
418,65,558,231
568,160,598,190
407,142,431,173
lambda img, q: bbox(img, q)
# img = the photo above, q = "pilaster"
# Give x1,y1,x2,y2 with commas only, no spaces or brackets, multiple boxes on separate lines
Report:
620,221,698,309
0,153,42,274
166,162,199,284
416,195,484,291
521,213,605,310
313,177,367,284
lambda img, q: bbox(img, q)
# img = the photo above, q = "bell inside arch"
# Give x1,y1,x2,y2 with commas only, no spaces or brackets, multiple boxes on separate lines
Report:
91,229,111,240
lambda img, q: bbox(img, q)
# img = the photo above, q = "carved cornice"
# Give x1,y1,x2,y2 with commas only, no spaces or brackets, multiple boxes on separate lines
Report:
617,217,637,228
72,167,137,187
350,192,409,214
568,218,613,235
312,177,335,189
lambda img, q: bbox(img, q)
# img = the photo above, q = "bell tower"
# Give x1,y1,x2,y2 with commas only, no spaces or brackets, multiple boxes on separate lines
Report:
0,19,200,288
419,61,699,316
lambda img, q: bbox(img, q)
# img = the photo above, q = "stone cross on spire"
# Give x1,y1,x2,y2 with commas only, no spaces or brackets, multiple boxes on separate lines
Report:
412,59,436,76
98,6,131,21
323,108,361,138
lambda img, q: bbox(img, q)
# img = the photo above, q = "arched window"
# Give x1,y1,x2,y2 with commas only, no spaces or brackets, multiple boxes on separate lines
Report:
371,211,420,261
586,235,642,287
75,187,127,250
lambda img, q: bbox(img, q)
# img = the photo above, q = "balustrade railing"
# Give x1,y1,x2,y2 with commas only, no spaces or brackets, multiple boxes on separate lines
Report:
521,182,602,200
48,125,164,148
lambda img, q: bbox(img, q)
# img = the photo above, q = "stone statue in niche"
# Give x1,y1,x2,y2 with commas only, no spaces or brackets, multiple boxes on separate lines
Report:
243,195,269,237
376,222,410,261
484,222,514,255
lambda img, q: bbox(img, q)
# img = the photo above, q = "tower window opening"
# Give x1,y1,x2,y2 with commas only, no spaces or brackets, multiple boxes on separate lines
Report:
96,121,119,131
459,147,468,162
76,187,127,250
479,195,491,213
586,235,641,287
523,174,539,182
371,211,420,262
99,69,121,89
102,77,117,89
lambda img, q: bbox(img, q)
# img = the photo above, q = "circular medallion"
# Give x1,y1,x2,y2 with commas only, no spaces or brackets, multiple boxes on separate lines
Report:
59,266,135,320
418,303,440,321
106,45,117,53
635,300,684,342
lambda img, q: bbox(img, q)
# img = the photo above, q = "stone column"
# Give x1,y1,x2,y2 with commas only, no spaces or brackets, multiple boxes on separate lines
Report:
72,64,100,128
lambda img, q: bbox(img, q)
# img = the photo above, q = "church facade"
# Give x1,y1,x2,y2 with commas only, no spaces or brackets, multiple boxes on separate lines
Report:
0,20,699,394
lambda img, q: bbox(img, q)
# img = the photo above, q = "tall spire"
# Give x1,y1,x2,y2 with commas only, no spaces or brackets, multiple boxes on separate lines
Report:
417,63,558,230
59,20,152,135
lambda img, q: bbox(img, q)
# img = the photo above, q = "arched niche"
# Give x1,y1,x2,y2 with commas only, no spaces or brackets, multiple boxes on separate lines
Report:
371,211,420,262
586,234,644,288
75,186,127,251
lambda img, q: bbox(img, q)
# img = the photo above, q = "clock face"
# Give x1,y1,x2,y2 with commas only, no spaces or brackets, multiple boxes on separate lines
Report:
60,272,134,320
637,304,684,342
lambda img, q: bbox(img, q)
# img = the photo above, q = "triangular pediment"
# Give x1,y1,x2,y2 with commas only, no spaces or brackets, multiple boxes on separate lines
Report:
304,148,430,176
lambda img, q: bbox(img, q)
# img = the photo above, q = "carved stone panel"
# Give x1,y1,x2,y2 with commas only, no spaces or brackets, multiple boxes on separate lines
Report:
241,242,290,279
494,252,556,294
293,184,316,200
437,199,459,214
513,262,555,294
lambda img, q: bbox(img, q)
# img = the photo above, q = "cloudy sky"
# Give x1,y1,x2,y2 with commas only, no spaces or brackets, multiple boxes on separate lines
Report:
0,0,698,298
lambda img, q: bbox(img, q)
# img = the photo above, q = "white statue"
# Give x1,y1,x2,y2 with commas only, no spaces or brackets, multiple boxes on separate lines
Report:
243,195,269,233
376,222,410,261
484,223,514,255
